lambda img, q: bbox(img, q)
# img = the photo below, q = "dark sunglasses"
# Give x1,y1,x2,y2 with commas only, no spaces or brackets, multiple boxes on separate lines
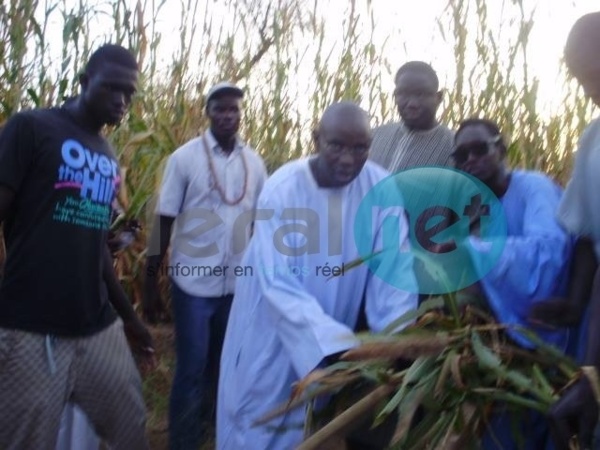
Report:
451,135,502,164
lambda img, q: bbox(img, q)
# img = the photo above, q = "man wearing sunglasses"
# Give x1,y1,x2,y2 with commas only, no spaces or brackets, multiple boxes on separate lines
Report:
448,118,574,450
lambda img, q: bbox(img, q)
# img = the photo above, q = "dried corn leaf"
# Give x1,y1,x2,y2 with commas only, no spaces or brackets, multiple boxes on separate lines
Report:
438,408,462,450
254,380,341,426
449,352,466,390
291,369,332,402
297,384,396,450
377,362,439,428
342,334,454,362
291,301,579,449
389,386,427,445
382,296,446,334
435,349,454,396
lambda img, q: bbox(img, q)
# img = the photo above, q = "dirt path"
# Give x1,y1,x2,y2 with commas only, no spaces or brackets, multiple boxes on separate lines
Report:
143,324,174,450
142,324,215,450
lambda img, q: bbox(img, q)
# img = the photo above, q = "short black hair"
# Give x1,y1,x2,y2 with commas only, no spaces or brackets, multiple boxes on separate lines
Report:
455,118,507,151
84,44,138,75
395,61,439,90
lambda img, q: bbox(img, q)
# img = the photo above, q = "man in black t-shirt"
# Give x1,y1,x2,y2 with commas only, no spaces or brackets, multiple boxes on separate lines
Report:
0,44,151,450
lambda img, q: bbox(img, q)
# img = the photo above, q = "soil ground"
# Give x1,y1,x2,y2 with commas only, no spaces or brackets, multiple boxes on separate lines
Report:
143,324,215,450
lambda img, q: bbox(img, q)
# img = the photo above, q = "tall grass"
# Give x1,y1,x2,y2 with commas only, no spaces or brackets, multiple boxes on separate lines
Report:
0,0,594,302
438,0,594,182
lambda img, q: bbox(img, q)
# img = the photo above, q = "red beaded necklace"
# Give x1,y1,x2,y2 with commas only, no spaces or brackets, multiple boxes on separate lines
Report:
202,134,249,206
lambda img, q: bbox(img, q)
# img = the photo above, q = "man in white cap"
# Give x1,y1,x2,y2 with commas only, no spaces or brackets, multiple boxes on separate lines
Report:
143,81,268,449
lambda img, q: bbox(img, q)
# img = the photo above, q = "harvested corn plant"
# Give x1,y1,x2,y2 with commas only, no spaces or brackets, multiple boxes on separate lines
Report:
264,296,587,449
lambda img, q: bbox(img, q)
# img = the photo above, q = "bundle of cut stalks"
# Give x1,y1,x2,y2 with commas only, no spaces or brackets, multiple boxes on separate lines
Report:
261,295,587,450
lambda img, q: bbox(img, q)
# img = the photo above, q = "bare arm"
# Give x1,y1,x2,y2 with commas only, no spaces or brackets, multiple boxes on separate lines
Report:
103,246,156,370
142,214,175,323
103,246,138,323
544,240,599,449
563,237,597,321
529,237,597,327
547,265,600,450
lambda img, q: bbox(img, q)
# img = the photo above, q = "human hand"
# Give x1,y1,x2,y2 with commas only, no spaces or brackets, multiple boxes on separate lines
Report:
108,219,141,255
123,316,157,372
143,280,166,324
548,376,599,450
108,230,136,254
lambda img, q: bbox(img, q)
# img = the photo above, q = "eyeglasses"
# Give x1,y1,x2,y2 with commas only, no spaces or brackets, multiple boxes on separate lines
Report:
451,135,502,164
394,89,437,101
324,140,370,157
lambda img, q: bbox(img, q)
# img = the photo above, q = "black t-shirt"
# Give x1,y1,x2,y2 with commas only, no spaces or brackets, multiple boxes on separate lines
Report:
0,107,118,336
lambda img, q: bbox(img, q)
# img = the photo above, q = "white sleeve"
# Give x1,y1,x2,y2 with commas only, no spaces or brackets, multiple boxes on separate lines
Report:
557,125,594,237
252,191,360,378
364,205,419,333
155,153,186,218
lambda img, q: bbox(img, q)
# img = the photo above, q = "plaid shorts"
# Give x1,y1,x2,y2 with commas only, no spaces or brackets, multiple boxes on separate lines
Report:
0,319,148,450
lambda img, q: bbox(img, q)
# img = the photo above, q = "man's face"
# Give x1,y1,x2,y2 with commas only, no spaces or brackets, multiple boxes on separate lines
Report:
315,118,371,187
207,95,242,139
394,70,441,130
572,60,600,107
452,124,504,183
81,62,138,127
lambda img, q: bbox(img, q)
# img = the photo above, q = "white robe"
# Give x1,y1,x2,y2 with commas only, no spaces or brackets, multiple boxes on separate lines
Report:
217,159,418,450
557,118,600,259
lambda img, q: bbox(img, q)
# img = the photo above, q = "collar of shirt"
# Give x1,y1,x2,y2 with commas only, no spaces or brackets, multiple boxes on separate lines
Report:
204,129,246,158
400,120,442,136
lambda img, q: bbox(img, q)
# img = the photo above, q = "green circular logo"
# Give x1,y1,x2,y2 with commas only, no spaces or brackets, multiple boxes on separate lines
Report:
354,166,507,294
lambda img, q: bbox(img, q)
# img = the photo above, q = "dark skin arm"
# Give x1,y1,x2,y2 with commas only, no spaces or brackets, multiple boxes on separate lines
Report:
429,208,485,301
529,237,597,327
526,238,599,449
103,246,156,369
143,214,175,323
0,185,156,367
547,265,600,450
0,186,14,275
